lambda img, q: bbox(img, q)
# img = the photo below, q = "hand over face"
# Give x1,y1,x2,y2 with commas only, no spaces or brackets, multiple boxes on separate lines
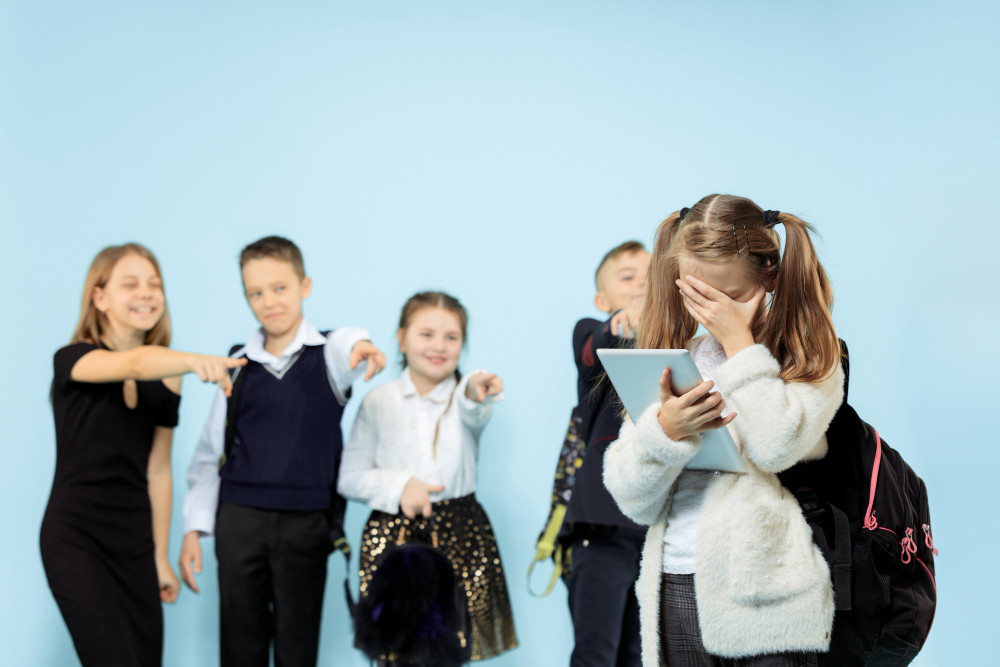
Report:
676,273,765,357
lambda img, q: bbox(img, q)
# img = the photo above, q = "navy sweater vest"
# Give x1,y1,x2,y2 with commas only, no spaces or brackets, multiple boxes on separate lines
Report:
220,344,344,511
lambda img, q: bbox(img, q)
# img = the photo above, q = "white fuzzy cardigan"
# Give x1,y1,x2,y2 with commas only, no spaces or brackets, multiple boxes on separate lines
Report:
603,340,845,666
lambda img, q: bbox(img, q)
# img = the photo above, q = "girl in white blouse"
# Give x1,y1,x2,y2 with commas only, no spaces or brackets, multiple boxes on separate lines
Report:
338,291,518,661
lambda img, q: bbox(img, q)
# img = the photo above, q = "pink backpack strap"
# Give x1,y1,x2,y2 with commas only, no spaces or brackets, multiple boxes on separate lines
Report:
862,428,882,530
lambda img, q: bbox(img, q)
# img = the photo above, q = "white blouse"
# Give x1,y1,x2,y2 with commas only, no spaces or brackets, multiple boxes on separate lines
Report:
661,335,730,574
337,368,499,514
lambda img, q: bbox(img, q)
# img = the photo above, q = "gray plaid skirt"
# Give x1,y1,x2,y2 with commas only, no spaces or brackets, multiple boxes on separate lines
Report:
658,573,818,667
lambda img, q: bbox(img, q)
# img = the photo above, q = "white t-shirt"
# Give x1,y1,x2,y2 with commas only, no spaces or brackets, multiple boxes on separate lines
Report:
661,335,730,574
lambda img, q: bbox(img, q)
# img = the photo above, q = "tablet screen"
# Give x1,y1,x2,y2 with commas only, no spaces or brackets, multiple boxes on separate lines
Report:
597,348,746,474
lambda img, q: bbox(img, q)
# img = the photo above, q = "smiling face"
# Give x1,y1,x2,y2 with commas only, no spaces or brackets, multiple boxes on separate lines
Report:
397,306,464,395
92,253,166,341
595,249,651,313
241,257,311,347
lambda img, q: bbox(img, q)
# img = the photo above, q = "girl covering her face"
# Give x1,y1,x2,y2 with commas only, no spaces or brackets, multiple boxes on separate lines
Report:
604,195,844,666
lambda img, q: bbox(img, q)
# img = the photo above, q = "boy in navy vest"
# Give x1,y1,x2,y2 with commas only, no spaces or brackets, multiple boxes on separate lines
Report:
566,240,650,667
179,236,386,667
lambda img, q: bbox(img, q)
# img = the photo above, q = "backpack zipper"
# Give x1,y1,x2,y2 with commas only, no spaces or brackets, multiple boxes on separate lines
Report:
922,523,938,556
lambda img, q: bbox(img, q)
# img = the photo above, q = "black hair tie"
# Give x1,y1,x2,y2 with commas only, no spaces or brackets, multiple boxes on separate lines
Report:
762,210,781,227
679,207,690,221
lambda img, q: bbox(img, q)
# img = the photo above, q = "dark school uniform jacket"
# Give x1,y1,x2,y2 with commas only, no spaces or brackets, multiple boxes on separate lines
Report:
564,316,643,531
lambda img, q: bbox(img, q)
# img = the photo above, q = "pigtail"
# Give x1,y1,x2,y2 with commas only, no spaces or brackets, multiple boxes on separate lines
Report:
761,213,838,383
638,211,698,351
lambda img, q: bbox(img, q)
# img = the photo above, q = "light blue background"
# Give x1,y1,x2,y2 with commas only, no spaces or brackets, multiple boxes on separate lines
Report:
2,1,997,665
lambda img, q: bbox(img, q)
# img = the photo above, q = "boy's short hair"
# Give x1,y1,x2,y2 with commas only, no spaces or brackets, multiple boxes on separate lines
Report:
240,236,306,279
595,240,645,287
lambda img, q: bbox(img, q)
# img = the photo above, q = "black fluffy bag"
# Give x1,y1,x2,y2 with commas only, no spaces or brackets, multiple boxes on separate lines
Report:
353,538,471,667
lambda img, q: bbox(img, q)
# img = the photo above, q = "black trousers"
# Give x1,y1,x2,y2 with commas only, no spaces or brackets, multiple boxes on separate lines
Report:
215,502,332,667
567,525,644,667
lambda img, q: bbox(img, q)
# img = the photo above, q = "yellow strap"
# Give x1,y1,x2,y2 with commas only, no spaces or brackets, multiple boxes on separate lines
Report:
333,536,351,557
527,504,567,597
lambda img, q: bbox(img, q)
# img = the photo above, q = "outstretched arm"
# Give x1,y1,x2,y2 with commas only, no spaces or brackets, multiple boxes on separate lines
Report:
323,328,383,404
70,346,246,396
455,371,500,430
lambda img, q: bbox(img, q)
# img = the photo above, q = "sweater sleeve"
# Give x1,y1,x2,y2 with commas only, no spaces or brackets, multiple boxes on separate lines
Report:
324,326,371,406
183,389,226,536
603,403,702,526
712,344,845,473
573,316,628,389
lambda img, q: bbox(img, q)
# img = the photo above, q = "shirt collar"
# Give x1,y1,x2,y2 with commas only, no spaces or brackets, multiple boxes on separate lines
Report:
401,367,458,403
244,318,325,365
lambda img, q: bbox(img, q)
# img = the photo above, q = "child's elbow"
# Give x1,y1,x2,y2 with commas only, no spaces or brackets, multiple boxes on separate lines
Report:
747,450,798,474
121,349,144,380
743,428,816,473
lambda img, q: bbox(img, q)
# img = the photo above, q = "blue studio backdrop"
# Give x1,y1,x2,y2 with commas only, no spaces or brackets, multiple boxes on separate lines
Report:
2,2,998,665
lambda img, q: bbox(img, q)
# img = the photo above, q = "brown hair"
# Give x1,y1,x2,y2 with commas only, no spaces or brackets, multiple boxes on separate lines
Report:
398,291,469,370
71,243,171,347
639,194,838,383
595,240,647,287
239,236,306,279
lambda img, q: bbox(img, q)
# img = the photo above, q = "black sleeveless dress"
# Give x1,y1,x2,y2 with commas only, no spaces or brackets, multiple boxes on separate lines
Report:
40,343,180,667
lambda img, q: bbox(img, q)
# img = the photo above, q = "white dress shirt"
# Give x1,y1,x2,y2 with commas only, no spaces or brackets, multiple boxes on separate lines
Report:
337,368,499,515
182,318,369,536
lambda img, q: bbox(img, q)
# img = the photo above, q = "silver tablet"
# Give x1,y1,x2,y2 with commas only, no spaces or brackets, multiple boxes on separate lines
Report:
597,348,747,474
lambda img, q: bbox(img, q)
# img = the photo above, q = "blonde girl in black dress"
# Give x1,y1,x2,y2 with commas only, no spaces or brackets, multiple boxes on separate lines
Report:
40,243,245,667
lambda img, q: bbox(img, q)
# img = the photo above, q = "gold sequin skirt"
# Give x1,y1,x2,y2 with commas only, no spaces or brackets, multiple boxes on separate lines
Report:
359,494,518,661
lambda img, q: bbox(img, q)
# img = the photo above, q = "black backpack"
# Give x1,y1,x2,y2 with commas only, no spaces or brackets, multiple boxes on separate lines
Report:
527,399,607,597
778,342,937,665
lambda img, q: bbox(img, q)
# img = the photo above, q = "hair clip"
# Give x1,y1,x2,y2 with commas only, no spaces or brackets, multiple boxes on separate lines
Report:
762,210,781,227
679,207,690,221
730,222,751,254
